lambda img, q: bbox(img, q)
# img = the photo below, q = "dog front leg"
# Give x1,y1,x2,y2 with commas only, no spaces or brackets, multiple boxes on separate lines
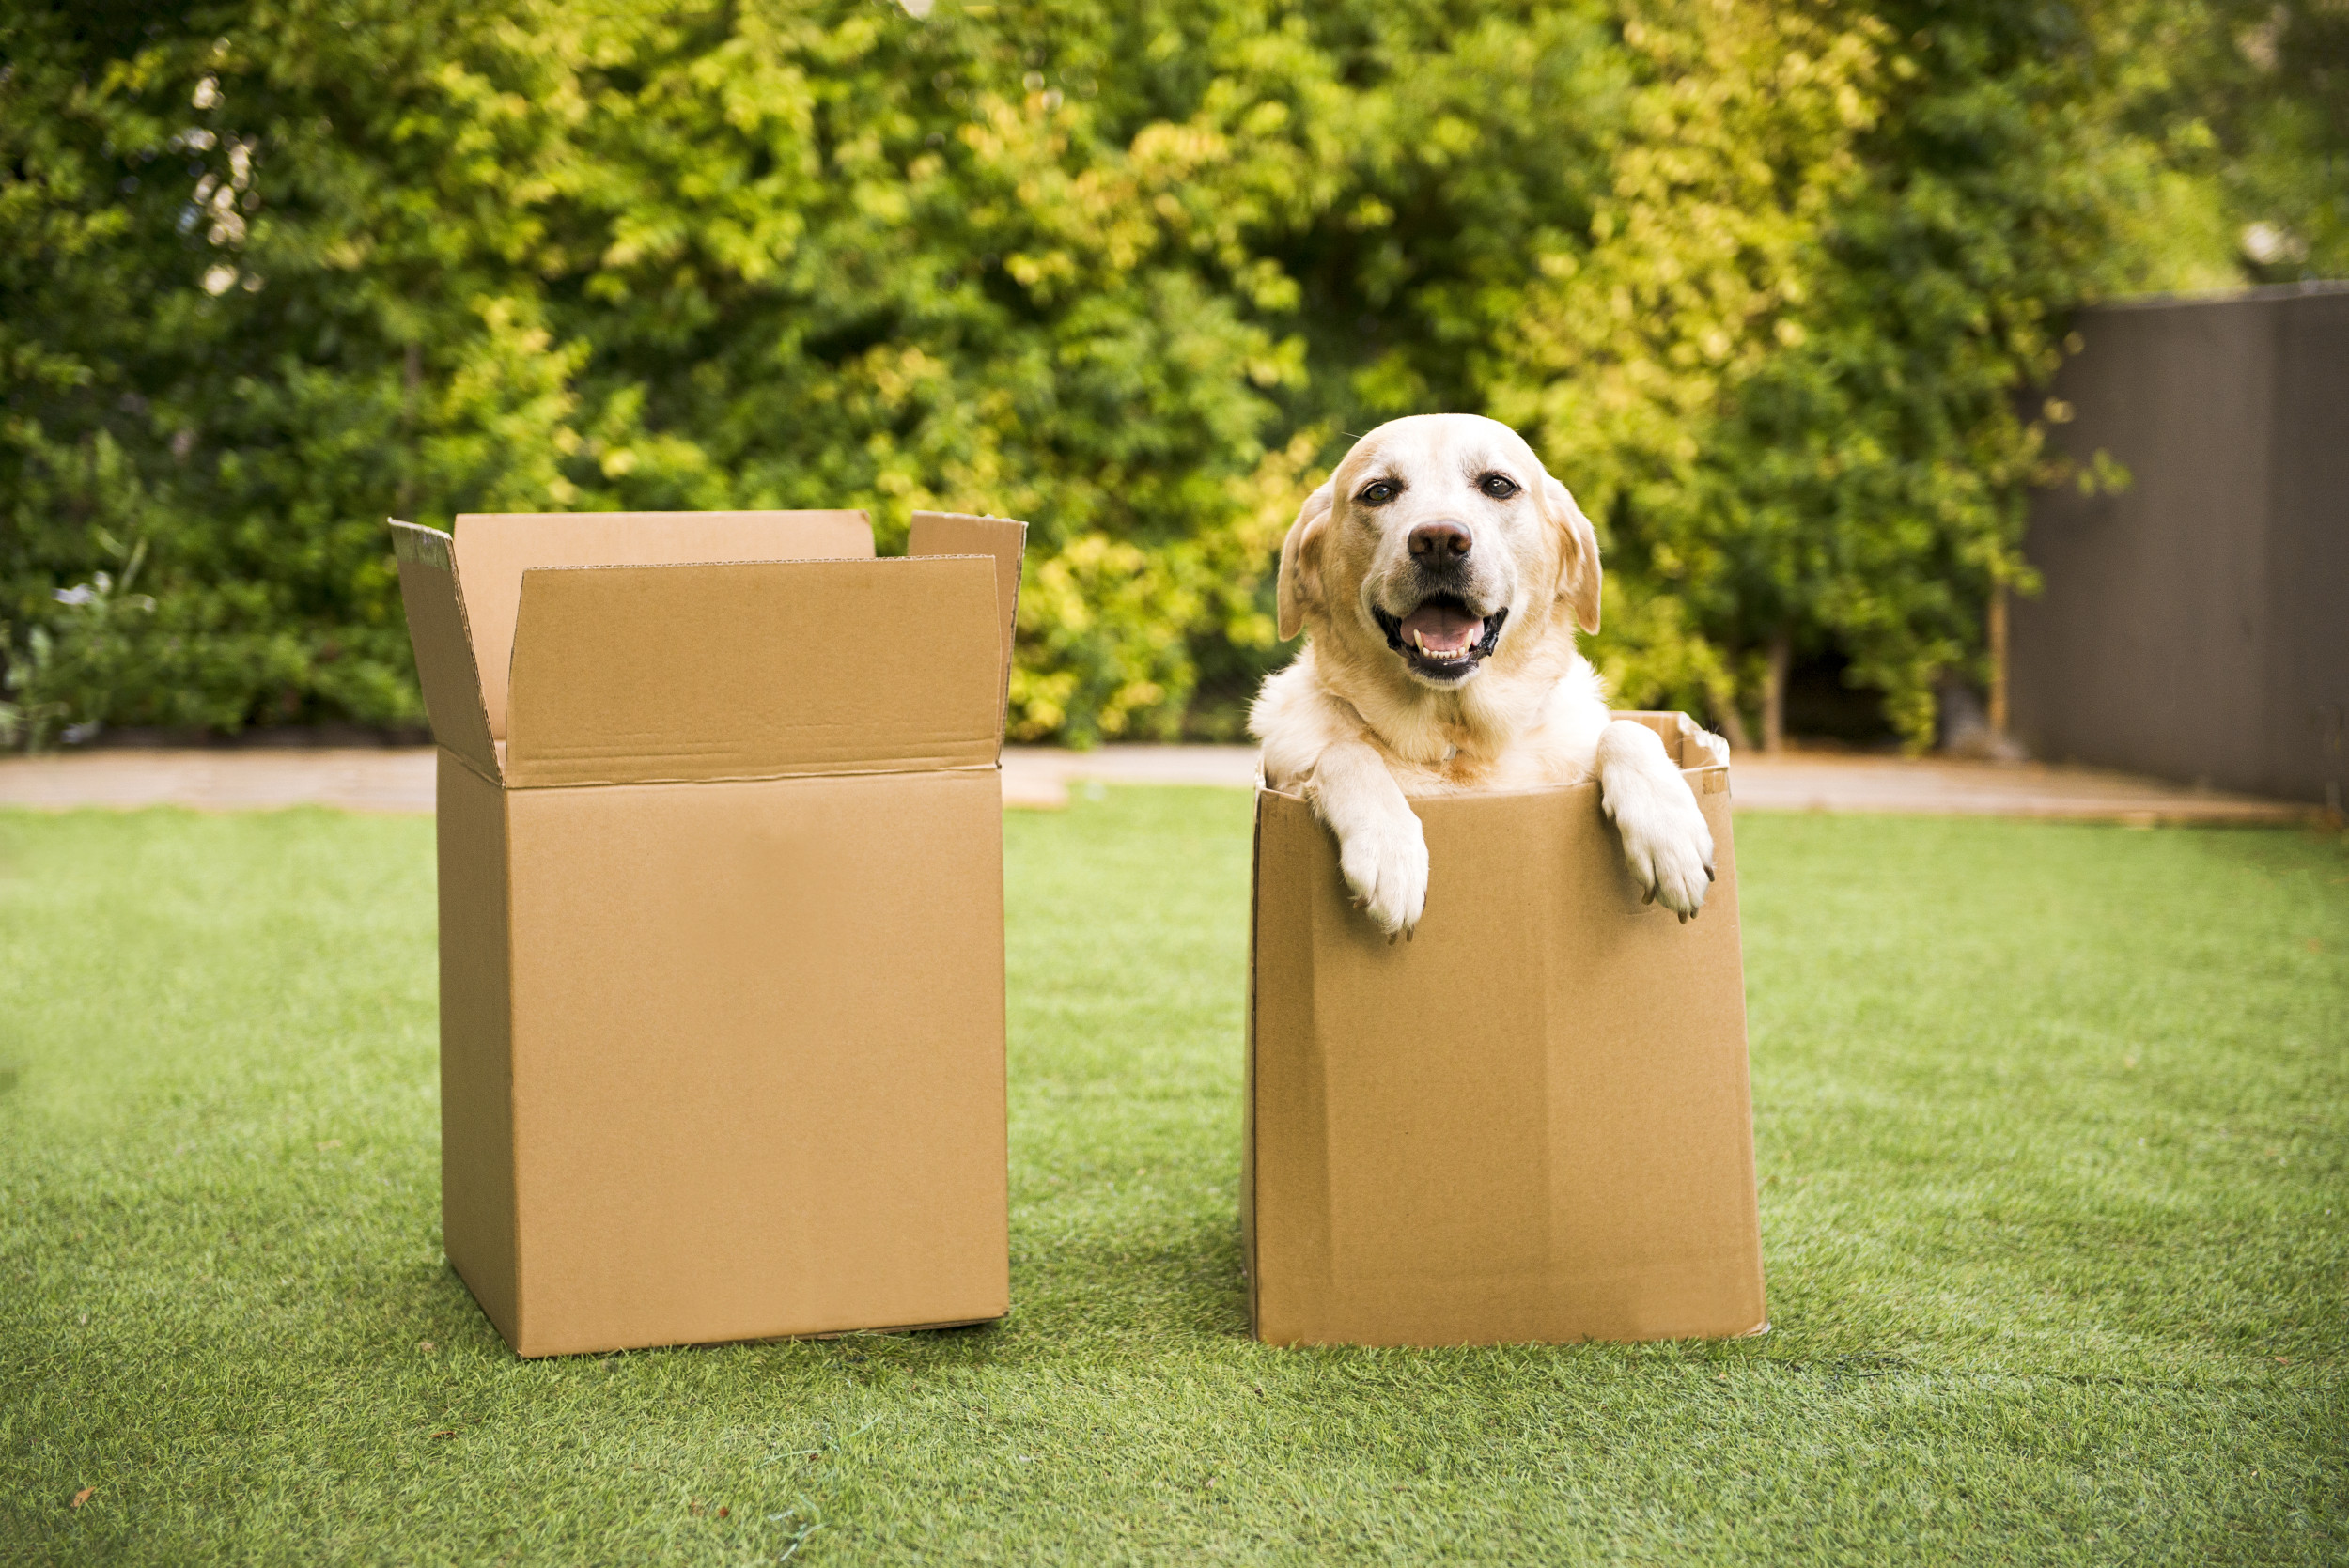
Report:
1595,720,1716,922
1305,739,1428,939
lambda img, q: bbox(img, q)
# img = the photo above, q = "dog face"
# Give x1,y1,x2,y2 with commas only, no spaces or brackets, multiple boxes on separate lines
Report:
1277,414,1602,691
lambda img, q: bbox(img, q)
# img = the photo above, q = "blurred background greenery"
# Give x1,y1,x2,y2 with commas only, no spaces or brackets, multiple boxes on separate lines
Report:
4,0,2343,750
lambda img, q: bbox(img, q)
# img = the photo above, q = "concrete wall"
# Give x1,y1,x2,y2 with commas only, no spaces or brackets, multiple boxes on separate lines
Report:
2011,285,2349,805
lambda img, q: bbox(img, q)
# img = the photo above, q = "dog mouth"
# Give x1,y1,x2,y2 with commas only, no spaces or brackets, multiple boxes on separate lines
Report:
1371,597,1508,683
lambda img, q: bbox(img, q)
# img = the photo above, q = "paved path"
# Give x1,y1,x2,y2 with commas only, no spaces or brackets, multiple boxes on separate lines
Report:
0,743,2318,823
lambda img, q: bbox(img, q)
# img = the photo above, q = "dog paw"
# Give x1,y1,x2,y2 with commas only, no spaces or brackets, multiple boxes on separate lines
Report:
1604,770,1716,922
1336,808,1429,939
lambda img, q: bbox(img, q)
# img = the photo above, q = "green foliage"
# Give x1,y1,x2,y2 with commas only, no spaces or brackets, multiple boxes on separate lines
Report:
2095,0,2349,284
0,523,157,751
0,0,2331,746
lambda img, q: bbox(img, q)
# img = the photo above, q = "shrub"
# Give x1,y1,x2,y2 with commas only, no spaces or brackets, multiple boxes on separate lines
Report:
1,0,2317,747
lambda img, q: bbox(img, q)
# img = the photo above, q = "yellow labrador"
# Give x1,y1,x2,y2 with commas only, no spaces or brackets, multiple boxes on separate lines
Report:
1250,413,1726,937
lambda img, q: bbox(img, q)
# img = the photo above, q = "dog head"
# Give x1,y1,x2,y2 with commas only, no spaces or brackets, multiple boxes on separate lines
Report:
1275,413,1601,691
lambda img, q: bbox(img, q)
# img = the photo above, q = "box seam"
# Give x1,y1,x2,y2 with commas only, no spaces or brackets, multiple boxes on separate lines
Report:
443,745,503,793
498,761,1004,792
1244,790,1265,1342
502,783,525,1354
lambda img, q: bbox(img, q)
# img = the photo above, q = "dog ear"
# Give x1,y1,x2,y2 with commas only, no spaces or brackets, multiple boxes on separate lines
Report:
1542,474,1602,635
1275,480,1335,641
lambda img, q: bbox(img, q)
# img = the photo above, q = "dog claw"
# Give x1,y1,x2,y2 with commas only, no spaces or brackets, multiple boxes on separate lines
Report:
1642,888,1656,906
1705,866,1716,882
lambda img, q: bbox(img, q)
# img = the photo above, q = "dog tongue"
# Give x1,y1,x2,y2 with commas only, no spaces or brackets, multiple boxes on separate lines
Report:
1401,602,1484,654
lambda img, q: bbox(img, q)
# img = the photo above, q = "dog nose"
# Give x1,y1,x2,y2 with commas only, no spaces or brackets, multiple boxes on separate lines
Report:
1408,521,1472,561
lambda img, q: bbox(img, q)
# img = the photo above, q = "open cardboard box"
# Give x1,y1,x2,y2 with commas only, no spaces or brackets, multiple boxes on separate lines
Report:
391,508,1025,1358
1244,712,1767,1346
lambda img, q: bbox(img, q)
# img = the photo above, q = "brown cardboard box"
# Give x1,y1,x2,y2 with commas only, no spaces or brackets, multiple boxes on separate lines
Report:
1243,712,1767,1346
390,508,1026,1358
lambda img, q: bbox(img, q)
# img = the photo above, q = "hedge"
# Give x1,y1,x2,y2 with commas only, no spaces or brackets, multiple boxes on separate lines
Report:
4,0,2336,749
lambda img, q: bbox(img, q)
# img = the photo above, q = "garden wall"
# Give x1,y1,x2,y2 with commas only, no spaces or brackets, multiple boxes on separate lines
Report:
2013,284,2349,807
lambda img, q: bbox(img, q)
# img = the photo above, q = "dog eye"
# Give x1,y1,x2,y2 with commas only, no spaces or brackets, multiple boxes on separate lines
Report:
1479,474,1519,499
1358,481,1399,505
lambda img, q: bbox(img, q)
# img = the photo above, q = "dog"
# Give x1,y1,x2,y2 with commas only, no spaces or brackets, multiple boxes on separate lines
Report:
1249,413,1726,938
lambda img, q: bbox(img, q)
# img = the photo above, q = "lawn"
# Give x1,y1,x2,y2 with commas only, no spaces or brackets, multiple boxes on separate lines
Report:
1,792,2342,1565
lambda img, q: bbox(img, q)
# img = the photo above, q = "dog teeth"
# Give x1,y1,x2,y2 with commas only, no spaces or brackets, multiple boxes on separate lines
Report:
1407,627,1473,662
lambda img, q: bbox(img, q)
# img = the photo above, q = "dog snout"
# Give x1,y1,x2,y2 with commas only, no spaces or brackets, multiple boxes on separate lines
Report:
1408,520,1472,563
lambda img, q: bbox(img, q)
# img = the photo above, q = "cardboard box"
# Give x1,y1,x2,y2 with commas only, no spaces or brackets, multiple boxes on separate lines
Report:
390,507,1026,1358
1243,712,1767,1346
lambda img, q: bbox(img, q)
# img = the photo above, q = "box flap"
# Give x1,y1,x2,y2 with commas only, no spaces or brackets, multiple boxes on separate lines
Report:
1618,709,1729,772
390,521,500,779
503,556,1004,787
454,510,875,740
909,511,1027,744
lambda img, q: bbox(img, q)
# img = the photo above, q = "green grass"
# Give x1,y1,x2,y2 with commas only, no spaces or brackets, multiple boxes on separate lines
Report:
1,794,2343,1565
